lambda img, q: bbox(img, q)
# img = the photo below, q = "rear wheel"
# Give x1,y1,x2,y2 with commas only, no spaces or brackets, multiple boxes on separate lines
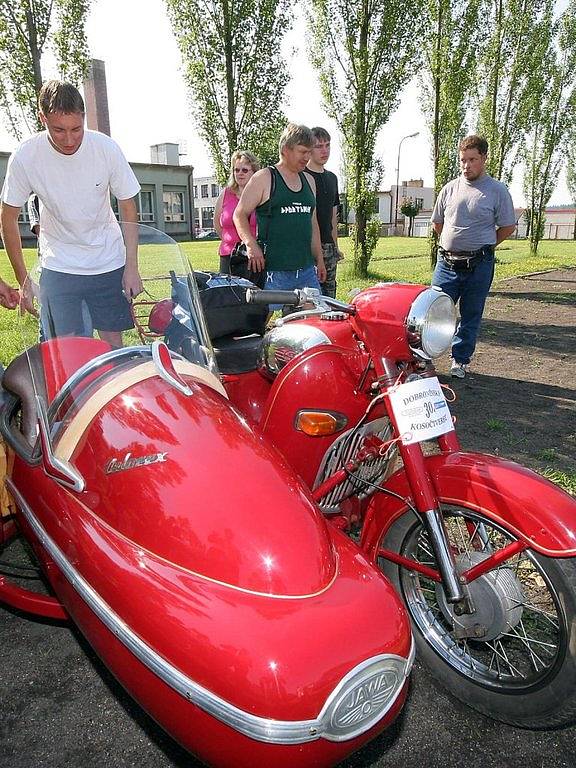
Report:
380,505,576,728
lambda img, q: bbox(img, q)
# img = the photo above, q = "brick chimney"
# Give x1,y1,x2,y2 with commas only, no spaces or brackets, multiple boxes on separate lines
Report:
83,59,111,135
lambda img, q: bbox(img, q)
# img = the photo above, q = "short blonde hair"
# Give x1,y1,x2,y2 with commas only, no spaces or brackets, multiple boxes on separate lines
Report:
227,150,260,192
278,123,313,156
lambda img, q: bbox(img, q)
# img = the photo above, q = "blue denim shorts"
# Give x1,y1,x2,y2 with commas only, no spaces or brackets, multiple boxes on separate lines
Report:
40,266,133,336
265,265,320,310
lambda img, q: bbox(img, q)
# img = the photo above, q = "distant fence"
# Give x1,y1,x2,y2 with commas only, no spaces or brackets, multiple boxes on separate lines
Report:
412,222,576,240
515,223,576,240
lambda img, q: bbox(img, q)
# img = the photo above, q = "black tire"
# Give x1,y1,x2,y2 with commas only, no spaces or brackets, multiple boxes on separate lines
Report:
380,505,576,728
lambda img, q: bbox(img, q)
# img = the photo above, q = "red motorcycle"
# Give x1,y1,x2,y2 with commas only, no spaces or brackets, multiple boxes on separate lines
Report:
2,225,575,768
144,232,576,731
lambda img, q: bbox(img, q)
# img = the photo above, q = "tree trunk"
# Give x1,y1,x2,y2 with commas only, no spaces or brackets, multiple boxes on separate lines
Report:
25,5,44,131
222,0,237,162
430,0,443,268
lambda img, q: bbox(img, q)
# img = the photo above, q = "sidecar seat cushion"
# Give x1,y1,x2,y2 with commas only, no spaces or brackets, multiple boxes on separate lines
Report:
213,334,262,374
2,346,47,445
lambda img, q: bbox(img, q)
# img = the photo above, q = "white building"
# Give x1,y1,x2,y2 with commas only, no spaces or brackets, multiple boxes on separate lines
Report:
348,179,435,237
192,175,222,233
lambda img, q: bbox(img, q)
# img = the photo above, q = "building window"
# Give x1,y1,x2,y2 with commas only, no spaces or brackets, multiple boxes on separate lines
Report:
193,185,198,199
201,184,209,198
211,183,219,198
163,190,185,222
373,196,380,214
415,198,424,210
138,190,155,222
201,206,215,229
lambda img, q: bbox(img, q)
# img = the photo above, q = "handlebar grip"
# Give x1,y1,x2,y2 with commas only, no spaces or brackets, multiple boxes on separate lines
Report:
246,289,301,306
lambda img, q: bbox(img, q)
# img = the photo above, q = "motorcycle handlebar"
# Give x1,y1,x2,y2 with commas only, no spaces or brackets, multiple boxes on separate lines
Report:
246,289,302,306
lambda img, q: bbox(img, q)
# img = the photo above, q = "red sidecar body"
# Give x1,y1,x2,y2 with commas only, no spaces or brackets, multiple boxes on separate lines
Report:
0,227,413,768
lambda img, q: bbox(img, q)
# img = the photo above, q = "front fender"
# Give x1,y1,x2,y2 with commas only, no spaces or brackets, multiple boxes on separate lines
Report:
361,451,576,558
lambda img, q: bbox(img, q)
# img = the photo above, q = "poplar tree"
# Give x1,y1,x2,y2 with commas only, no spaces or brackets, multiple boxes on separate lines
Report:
165,0,291,184
477,0,556,183
0,0,90,139
420,0,483,264
422,0,483,194
308,0,423,277
522,1,576,254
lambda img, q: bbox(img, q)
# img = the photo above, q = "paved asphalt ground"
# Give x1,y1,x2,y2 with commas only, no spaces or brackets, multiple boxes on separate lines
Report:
1,599,575,768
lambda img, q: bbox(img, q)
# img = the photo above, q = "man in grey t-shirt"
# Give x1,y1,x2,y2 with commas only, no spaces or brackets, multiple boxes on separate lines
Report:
431,135,516,378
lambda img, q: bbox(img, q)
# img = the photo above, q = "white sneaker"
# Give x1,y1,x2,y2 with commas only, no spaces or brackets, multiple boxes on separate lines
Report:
450,360,468,378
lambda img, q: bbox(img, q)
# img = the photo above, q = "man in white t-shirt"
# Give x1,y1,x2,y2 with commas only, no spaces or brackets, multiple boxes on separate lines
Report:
0,80,142,347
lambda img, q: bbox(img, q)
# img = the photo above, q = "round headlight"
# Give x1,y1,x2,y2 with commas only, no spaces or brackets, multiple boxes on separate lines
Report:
406,287,456,359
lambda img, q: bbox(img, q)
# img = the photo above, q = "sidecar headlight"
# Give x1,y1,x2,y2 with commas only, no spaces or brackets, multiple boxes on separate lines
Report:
406,287,456,360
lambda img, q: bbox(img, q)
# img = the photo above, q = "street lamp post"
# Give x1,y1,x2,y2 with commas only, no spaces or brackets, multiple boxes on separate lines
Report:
394,132,419,234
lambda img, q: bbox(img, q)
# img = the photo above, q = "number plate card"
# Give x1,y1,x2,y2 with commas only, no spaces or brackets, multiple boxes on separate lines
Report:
388,376,454,445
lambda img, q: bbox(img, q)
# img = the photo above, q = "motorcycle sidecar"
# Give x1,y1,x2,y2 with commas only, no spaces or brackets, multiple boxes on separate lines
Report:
0,224,414,768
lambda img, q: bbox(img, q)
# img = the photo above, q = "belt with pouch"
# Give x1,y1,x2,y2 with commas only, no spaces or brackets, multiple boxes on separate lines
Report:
439,246,492,271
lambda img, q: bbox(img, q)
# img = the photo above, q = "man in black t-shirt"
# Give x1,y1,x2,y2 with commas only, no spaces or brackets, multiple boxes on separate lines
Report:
306,127,343,298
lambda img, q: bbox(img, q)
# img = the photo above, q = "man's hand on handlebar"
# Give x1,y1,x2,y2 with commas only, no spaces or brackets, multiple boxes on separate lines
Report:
247,242,265,272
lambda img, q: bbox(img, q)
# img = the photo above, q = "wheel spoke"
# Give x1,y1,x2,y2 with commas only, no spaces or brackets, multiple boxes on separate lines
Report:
392,505,565,690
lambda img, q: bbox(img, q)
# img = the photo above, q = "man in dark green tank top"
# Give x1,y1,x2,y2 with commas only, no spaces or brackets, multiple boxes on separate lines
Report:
234,123,326,295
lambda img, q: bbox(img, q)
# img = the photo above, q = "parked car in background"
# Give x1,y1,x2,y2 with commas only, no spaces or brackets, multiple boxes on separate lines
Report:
196,229,220,240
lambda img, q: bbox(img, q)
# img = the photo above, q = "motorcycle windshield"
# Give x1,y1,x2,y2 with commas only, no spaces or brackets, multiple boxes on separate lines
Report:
7,223,217,472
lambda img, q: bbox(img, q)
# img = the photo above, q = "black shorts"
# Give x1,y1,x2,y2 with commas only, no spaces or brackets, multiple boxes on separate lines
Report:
40,267,134,336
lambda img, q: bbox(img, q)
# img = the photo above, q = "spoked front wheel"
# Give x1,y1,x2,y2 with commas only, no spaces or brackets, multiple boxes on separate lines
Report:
380,505,576,728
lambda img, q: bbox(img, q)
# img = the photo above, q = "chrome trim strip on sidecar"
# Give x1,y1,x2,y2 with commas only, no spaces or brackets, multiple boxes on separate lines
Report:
8,479,414,745
54,360,228,462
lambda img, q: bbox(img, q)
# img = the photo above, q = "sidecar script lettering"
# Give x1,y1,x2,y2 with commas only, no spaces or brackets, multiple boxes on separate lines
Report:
105,452,168,474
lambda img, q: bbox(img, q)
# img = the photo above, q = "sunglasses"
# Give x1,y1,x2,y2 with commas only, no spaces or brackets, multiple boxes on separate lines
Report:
234,167,252,173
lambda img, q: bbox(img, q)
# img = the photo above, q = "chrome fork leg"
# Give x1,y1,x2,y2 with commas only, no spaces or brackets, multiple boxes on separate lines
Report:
422,507,465,604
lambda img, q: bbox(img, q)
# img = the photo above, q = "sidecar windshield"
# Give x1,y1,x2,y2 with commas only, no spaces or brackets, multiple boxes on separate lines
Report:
2,223,217,460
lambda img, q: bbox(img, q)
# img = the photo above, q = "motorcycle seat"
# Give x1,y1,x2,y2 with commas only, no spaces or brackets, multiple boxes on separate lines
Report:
212,334,262,374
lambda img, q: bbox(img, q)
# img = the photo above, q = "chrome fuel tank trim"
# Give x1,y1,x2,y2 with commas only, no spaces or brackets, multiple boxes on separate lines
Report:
8,479,413,744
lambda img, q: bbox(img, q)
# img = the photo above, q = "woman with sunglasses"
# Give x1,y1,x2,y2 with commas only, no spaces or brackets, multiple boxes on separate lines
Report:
214,150,260,274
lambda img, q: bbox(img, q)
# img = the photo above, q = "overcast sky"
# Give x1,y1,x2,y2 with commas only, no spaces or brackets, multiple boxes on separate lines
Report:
0,0,570,205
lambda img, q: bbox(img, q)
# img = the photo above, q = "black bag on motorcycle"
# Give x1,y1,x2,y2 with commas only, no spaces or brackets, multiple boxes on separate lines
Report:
229,243,266,290
194,272,268,340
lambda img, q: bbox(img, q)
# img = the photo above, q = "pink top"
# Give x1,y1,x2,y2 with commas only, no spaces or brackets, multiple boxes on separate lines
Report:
219,187,257,256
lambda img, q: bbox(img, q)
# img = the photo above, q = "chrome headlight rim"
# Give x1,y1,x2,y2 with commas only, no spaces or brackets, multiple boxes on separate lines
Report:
406,287,456,360
259,324,332,377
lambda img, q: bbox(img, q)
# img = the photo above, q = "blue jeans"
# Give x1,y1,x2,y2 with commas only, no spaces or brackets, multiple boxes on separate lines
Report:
265,265,320,310
432,248,495,365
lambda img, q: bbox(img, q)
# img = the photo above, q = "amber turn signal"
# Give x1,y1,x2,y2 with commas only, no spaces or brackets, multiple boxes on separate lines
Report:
295,411,347,436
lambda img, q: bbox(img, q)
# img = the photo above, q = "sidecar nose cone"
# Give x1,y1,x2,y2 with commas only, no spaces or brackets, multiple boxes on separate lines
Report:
318,645,415,741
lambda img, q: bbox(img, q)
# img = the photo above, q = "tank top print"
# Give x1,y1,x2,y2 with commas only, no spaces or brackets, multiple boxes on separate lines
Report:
256,167,316,271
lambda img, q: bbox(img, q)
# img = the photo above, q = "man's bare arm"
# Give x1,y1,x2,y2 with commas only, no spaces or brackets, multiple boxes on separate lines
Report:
0,202,35,313
331,206,343,259
495,224,516,245
1,202,28,286
118,197,143,298
304,173,326,283
432,221,443,236
233,169,269,272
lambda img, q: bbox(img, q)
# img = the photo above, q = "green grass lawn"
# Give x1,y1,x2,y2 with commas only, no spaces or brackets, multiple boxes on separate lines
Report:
1,236,575,366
